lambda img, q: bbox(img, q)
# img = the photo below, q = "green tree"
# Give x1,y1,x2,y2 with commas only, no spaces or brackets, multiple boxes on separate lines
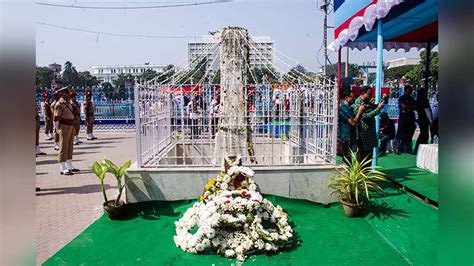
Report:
398,51,438,88
384,65,416,85
211,70,221,84
62,61,79,86
112,74,135,99
156,64,176,83
139,69,158,82
77,71,100,88
248,67,279,84
176,57,207,84
36,66,55,89
325,63,362,80
282,65,315,84
99,82,114,99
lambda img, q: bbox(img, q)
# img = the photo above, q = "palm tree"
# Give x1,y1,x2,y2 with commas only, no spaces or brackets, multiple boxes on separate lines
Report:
62,61,79,86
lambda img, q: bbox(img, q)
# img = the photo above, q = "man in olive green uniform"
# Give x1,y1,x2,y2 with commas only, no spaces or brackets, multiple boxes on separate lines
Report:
43,92,54,140
36,108,46,156
84,90,97,140
69,89,83,145
54,87,79,175
51,88,60,150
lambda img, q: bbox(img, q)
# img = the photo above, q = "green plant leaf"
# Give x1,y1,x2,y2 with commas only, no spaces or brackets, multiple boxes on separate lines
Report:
92,162,101,177
119,160,131,177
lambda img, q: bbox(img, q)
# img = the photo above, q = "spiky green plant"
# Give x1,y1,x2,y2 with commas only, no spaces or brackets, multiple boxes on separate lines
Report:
328,151,387,205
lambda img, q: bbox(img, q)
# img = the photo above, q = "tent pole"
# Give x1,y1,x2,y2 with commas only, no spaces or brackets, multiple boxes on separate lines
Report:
424,42,431,92
337,47,342,103
373,19,383,167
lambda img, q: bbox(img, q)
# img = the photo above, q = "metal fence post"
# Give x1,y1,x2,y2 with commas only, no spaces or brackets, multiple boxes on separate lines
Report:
134,84,142,167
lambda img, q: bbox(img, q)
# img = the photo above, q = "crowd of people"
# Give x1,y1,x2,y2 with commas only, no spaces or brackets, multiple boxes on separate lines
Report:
35,87,97,178
337,85,439,162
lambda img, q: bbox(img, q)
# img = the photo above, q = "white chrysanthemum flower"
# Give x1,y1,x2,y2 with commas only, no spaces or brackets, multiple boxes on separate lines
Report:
223,175,231,182
270,232,278,240
225,249,235,257
220,182,228,190
265,243,273,251
249,183,257,191
235,246,243,254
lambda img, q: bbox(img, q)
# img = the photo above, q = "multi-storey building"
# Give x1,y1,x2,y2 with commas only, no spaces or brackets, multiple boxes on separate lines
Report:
91,64,167,83
188,35,275,73
386,57,420,69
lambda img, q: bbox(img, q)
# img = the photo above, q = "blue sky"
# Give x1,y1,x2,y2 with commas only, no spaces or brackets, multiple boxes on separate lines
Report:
36,0,422,71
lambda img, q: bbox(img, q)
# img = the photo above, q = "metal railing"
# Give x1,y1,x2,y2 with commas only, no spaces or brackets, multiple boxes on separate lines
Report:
36,100,134,121
135,81,338,168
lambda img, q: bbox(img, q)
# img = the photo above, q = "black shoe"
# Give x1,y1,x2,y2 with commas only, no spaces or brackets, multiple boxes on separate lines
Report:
70,168,80,172
60,170,73,175
36,187,41,192
37,152,47,156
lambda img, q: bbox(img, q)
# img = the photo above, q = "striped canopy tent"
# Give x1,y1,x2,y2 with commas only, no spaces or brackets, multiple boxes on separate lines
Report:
329,0,438,52
329,0,438,166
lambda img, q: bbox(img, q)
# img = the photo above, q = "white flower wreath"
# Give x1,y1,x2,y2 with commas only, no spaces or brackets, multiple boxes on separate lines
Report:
174,156,293,261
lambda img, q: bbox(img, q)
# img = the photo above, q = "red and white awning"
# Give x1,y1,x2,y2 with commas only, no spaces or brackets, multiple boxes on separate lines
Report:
328,0,403,52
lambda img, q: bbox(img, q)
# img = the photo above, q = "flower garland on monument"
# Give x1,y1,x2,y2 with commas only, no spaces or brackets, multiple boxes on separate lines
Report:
174,156,293,261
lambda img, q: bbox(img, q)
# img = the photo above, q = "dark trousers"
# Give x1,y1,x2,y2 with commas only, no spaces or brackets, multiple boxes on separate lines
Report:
430,119,438,143
190,119,199,136
337,138,353,162
356,138,373,162
211,117,219,138
358,148,373,162
415,122,430,153
379,133,393,153
395,121,416,154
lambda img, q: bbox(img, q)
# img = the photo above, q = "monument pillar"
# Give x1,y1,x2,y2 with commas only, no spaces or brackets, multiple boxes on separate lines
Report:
214,27,250,162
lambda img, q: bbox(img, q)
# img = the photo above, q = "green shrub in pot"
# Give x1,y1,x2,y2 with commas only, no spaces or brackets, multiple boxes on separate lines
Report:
328,150,387,217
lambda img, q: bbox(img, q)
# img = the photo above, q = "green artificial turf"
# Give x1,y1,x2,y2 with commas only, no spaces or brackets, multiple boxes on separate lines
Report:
378,153,438,202
365,182,438,265
44,194,426,266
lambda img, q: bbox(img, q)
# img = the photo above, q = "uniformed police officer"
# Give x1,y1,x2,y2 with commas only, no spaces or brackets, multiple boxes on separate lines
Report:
43,91,54,140
54,87,79,175
69,89,82,145
84,90,97,140
51,88,60,150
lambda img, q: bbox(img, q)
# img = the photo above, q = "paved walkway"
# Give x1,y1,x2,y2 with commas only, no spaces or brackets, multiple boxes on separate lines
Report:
35,132,136,265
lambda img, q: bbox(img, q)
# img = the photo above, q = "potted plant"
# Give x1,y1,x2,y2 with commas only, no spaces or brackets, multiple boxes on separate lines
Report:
328,151,387,217
92,159,131,220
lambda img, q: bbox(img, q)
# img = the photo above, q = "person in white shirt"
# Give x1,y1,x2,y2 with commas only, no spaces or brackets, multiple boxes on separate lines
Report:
210,94,220,138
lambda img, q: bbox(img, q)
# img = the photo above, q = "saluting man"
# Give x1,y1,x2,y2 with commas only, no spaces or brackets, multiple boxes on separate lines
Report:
50,88,60,150
43,91,54,140
84,90,97,140
69,89,82,145
53,87,79,175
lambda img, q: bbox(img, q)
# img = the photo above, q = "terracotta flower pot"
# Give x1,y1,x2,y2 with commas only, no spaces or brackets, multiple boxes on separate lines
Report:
103,200,125,220
340,198,361,217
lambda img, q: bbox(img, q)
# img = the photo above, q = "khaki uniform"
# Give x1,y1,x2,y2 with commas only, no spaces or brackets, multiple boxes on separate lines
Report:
84,101,95,134
44,100,53,135
71,99,81,136
51,99,60,143
54,98,75,162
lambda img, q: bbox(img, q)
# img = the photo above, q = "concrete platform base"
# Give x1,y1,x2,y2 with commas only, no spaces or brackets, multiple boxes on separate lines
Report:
125,164,338,205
